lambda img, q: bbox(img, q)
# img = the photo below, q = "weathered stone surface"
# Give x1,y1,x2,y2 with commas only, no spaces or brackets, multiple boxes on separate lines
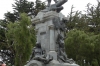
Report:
26,10,79,66
26,60,43,66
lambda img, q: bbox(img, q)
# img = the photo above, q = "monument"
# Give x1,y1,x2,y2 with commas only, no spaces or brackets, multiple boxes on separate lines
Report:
26,0,79,66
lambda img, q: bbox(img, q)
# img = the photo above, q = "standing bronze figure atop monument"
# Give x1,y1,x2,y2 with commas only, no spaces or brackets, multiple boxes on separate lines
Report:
46,0,68,13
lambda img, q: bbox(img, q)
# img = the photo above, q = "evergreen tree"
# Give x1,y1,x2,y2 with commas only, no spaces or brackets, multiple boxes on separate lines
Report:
6,13,36,66
86,1,100,34
0,20,13,65
0,0,46,65
4,0,46,22
0,20,7,49
66,6,88,32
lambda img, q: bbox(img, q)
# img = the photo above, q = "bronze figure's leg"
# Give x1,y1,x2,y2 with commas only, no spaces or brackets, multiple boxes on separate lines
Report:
47,0,51,7
54,0,58,3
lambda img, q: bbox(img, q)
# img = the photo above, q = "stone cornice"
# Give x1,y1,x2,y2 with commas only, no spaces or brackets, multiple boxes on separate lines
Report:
32,11,59,24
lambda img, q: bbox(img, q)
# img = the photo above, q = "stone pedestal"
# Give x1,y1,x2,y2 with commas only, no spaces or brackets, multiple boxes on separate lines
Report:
32,11,60,59
26,60,44,66
26,11,79,66
26,60,79,66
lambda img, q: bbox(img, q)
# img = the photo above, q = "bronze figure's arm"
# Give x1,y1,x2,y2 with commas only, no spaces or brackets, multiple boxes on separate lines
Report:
47,0,58,7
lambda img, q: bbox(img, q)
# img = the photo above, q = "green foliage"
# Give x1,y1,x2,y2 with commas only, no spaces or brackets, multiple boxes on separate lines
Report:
0,0,45,65
65,29,100,66
67,6,88,31
4,12,17,22
12,0,34,13
6,13,36,66
93,34,100,65
85,1,100,34
65,29,88,60
91,59,99,66
0,20,7,49
34,0,46,16
65,1,100,66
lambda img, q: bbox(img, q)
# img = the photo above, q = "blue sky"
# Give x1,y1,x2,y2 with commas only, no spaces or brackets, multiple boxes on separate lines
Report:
0,0,98,19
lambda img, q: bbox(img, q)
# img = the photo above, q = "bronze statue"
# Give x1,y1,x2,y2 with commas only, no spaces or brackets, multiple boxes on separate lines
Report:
46,0,68,13
47,0,58,7
29,42,53,64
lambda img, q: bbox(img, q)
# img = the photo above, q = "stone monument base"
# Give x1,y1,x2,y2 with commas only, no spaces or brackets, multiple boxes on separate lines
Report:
47,60,79,66
25,60,44,66
26,60,79,66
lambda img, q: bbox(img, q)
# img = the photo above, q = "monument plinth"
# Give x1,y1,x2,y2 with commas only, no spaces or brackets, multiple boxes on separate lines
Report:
33,11,59,60
26,0,79,66
26,11,79,66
